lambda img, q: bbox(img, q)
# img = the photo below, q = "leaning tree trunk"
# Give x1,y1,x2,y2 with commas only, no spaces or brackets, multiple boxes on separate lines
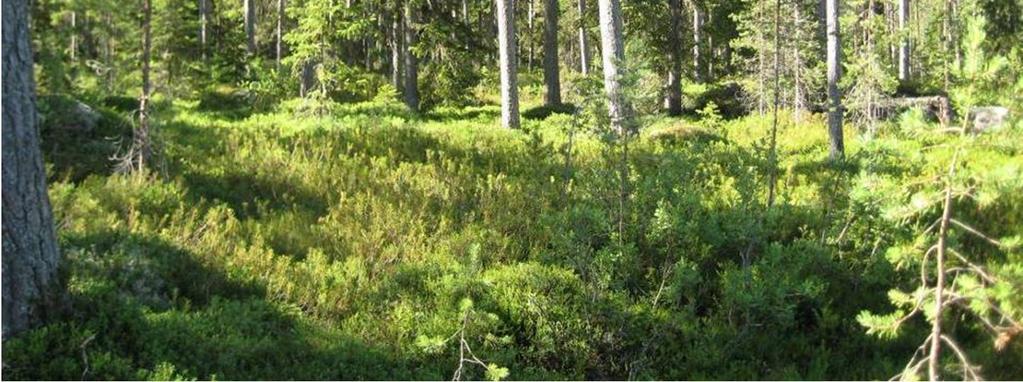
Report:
826,0,844,160
577,0,589,75
403,1,419,111
2,0,62,340
898,0,909,82
496,0,520,128
244,0,256,55
597,0,629,134
542,0,561,106
665,0,683,116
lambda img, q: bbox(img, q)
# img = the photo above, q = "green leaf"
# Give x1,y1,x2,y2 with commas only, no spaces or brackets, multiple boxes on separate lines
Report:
484,363,510,381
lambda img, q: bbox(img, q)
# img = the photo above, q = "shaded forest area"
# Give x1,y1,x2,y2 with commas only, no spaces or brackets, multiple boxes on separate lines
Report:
2,0,1023,379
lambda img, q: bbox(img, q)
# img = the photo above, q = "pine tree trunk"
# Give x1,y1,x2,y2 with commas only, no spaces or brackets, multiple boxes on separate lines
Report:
2,0,63,340
496,0,520,128
403,2,419,111
665,0,683,116
898,0,909,82
826,0,844,160
300,60,316,97
597,0,629,134
130,0,154,172
577,0,589,75
543,0,561,106
244,0,256,55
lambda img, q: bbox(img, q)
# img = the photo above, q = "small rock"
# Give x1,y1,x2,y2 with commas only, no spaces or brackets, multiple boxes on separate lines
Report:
969,106,1010,133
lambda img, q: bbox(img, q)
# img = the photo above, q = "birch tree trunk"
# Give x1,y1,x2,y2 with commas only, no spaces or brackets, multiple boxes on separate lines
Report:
391,8,404,92
665,0,683,116
2,0,62,340
542,0,562,106
577,0,589,75
244,0,256,55
496,0,520,128
403,2,419,111
826,0,844,160
597,0,629,134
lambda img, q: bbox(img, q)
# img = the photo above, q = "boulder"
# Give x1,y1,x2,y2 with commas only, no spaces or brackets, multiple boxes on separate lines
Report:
969,106,1010,133
38,95,101,132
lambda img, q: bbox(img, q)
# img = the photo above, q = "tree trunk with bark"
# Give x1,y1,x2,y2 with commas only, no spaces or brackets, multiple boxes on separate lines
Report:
665,0,683,116
496,0,520,128
529,0,537,70
597,0,629,134
691,2,702,82
276,0,286,69
793,2,804,121
577,0,589,75
898,0,909,81
826,0,844,160
244,0,256,55
390,8,404,92
199,0,209,62
2,0,63,340
403,2,419,111
543,0,561,106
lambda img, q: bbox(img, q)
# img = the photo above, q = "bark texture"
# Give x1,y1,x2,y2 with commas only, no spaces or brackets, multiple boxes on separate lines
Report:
244,0,256,55
403,2,419,111
596,0,629,134
496,0,520,128
691,3,702,82
542,0,561,106
826,0,844,160
390,10,404,92
665,0,683,116
2,0,62,340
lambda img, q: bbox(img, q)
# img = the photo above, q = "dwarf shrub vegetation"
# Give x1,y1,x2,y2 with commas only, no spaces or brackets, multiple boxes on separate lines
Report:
5,87,1023,380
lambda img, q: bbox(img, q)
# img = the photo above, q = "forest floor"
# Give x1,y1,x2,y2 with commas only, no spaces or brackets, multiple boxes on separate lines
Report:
5,91,1022,380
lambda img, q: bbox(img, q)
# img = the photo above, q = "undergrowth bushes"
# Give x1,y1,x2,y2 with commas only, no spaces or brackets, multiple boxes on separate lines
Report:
6,97,1022,380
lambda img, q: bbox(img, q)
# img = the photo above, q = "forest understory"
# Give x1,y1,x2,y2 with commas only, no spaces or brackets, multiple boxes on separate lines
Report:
3,0,1023,378
3,82,1021,379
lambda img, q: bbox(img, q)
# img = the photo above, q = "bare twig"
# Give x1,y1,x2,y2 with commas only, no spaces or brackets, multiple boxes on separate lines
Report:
929,149,959,381
950,219,1004,248
80,333,97,380
940,335,983,381
948,248,997,284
